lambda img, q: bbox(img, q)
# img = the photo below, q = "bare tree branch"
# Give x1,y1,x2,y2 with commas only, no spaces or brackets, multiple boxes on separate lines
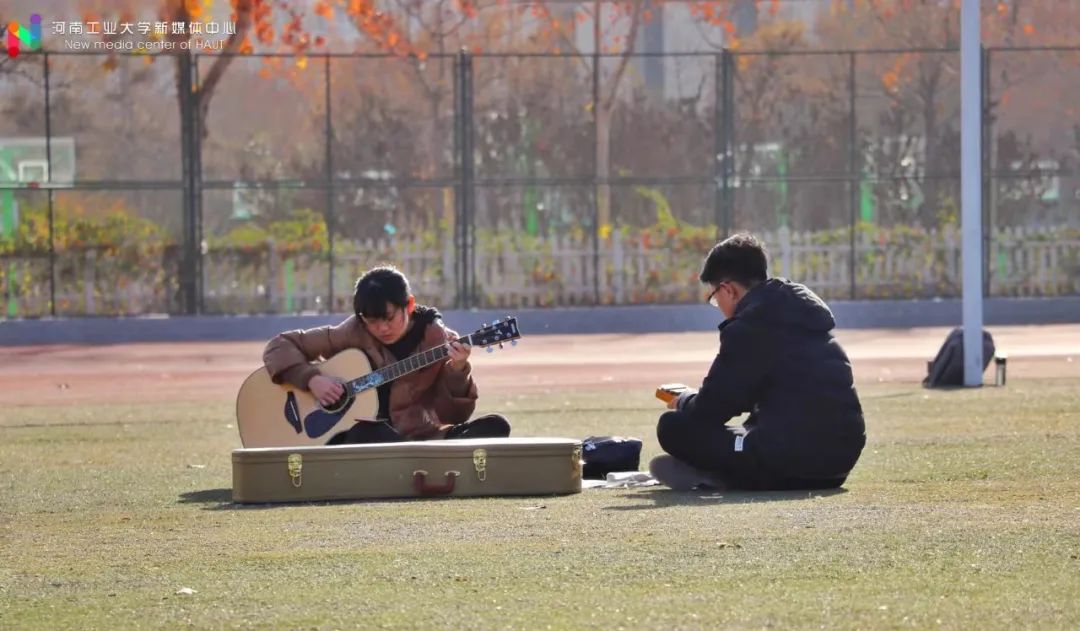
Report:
188,0,255,130
602,0,646,109
548,5,592,74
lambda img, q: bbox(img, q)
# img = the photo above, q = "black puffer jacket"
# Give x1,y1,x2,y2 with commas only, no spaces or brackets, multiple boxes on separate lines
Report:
677,278,866,478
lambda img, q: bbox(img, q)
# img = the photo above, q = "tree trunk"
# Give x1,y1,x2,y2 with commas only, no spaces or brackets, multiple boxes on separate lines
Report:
169,0,253,142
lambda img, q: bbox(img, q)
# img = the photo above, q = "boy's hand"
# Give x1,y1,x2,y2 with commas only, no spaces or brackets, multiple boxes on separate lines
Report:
446,334,472,372
656,384,699,408
657,383,691,409
664,387,697,410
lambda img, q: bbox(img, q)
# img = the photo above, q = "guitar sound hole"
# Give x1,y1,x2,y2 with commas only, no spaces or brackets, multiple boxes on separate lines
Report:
321,392,353,414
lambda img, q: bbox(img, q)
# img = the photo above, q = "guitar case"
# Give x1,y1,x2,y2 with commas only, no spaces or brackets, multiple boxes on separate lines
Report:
231,437,582,503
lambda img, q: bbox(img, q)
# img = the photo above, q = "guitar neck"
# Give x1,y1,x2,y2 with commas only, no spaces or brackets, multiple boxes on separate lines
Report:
346,333,478,393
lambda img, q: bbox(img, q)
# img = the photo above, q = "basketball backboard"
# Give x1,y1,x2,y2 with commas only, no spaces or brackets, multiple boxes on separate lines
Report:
0,137,76,186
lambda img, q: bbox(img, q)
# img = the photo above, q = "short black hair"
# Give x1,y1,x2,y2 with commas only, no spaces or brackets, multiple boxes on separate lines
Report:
353,266,411,319
699,233,768,287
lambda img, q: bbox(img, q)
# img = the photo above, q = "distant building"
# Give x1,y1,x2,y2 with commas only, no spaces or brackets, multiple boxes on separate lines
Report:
569,0,820,103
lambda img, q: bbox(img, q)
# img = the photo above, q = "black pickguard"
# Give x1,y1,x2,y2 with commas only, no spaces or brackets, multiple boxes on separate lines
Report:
284,392,302,434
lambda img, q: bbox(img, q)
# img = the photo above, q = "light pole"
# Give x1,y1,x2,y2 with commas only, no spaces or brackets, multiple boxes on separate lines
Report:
961,0,984,386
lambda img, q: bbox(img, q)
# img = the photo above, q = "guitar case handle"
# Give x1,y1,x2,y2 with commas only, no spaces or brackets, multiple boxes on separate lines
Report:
412,470,460,496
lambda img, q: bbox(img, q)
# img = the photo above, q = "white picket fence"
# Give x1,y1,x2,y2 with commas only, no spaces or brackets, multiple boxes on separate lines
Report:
201,224,1080,311
2,224,1078,316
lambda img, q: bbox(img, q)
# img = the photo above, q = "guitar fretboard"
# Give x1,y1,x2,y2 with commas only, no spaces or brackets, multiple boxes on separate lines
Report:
347,333,478,393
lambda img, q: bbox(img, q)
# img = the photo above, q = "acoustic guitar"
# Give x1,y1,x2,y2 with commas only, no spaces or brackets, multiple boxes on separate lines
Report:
235,317,521,448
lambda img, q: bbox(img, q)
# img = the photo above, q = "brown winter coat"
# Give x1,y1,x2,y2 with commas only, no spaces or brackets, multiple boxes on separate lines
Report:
262,315,478,440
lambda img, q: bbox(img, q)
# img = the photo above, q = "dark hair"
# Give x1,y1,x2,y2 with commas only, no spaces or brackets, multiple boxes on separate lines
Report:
353,266,411,319
699,233,768,287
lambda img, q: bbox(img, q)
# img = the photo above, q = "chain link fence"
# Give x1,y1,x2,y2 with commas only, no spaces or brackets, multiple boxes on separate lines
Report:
2,46,1078,318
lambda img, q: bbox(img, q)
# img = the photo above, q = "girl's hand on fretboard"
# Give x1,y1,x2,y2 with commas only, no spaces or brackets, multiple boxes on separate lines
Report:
445,335,472,372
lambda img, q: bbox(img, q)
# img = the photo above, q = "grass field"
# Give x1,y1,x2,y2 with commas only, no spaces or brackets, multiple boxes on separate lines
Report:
2,359,1079,629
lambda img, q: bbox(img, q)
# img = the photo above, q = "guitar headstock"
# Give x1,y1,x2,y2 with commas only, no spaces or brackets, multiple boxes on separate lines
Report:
468,317,521,350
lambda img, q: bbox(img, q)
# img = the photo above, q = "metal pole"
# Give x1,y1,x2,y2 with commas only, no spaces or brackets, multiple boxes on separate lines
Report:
43,52,56,316
178,53,189,315
324,54,335,313
961,0,984,386
713,53,722,235
192,54,204,315
453,51,463,308
848,51,857,300
591,18,601,304
461,51,476,308
721,49,734,236
981,46,992,297
178,51,196,315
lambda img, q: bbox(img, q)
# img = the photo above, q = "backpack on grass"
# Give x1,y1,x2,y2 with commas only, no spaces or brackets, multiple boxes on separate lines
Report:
923,327,995,388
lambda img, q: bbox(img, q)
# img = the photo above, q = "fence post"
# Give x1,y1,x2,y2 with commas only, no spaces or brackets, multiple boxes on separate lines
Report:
617,236,626,304
442,233,455,307
780,224,792,280
178,50,201,315
591,39,602,304
194,54,205,314
452,52,460,307
85,250,95,315
720,49,735,236
981,45,992,298
848,51,858,300
455,49,476,309
266,238,277,313
714,53,722,235
42,52,57,316
324,54,335,313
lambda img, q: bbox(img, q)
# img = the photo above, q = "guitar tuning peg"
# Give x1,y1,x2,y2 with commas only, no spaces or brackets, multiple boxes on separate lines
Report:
511,339,518,346
486,346,494,353
498,342,504,349
482,322,489,328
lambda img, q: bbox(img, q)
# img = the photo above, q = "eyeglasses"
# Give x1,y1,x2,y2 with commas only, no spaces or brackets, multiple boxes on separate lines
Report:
705,281,730,307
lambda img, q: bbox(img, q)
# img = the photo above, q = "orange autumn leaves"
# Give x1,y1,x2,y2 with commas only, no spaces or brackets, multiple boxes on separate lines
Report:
880,52,912,94
217,0,413,57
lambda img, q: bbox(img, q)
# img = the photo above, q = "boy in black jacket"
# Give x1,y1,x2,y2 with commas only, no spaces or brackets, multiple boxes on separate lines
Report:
650,234,866,491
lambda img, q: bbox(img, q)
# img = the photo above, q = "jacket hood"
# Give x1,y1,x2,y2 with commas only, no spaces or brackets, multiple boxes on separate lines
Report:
731,278,835,333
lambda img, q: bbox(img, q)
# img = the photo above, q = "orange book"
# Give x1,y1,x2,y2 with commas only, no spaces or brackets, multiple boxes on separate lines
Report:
655,383,690,404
